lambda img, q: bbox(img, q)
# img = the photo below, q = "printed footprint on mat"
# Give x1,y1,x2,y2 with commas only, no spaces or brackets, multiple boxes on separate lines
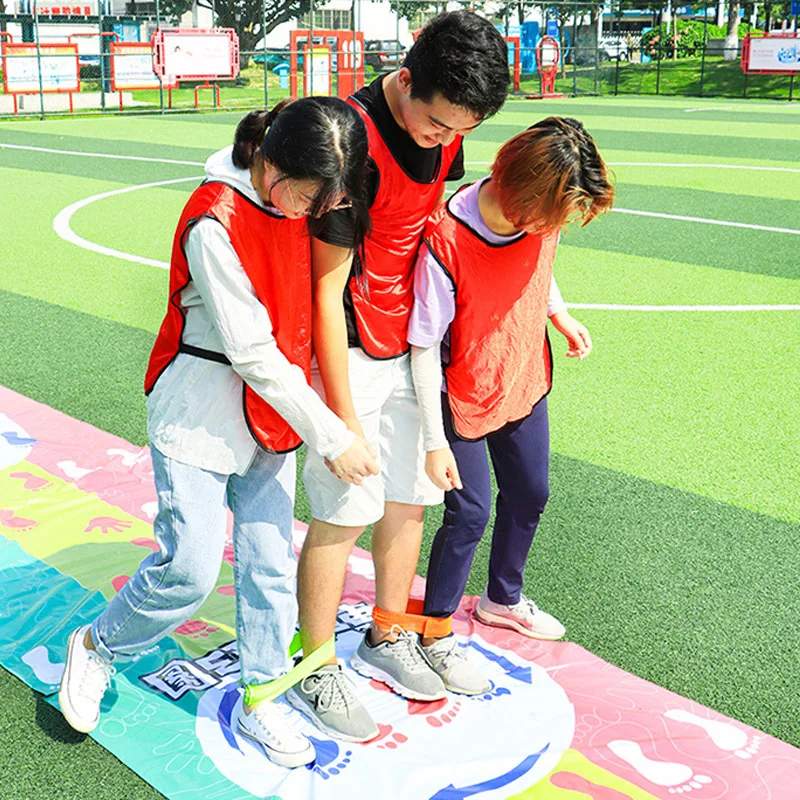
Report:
608,740,713,794
9,472,52,492
371,723,409,750
307,736,352,779
57,460,99,481
0,509,38,531
1,431,37,447
664,709,762,759
471,681,511,703
408,698,462,728
174,619,218,639
132,537,160,552
21,645,65,685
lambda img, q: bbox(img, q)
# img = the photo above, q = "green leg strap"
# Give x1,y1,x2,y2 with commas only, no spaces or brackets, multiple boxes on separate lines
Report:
243,633,336,706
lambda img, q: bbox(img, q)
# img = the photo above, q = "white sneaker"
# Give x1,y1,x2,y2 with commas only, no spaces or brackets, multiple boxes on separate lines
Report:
237,699,315,768
475,591,566,640
421,635,491,695
58,624,115,733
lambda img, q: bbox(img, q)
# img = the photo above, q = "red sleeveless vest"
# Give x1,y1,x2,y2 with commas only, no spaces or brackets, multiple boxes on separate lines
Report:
423,193,558,440
145,181,312,454
347,96,462,359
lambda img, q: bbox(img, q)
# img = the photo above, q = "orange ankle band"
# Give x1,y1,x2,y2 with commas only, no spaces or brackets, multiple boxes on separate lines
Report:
372,600,452,637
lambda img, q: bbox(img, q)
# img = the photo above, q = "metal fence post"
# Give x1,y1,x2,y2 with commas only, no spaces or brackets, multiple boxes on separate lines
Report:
572,1,578,95
699,11,707,96
262,0,268,107
155,0,164,113
33,0,44,119
656,15,662,94
98,1,106,110
613,0,621,94
594,6,599,94
309,0,314,96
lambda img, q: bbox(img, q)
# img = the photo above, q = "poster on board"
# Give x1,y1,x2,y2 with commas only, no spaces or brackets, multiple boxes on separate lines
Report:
110,42,176,91
153,29,239,81
303,46,331,96
2,43,80,93
742,34,800,73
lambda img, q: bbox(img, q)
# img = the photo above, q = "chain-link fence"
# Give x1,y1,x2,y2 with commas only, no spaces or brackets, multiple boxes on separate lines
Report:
0,0,797,118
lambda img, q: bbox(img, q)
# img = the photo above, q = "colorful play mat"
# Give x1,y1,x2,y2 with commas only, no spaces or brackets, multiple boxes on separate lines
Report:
0,383,797,799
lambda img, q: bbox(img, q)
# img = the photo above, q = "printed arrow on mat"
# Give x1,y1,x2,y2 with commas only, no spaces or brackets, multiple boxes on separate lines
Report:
430,744,550,799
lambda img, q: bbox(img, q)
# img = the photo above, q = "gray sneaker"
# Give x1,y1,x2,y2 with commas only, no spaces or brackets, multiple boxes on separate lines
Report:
421,635,491,696
287,664,379,743
349,626,446,701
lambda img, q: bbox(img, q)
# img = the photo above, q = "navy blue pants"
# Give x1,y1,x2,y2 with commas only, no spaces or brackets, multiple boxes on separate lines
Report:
423,394,550,618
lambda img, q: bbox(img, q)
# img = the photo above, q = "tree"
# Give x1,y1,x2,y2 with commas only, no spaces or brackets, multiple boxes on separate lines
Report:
160,0,312,66
723,0,740,60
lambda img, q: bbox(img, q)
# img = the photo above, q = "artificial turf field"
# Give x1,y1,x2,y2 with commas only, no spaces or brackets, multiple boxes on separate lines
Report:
0,95,798,798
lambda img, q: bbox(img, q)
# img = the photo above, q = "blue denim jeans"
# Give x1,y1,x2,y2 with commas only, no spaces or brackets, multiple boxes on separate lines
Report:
92,444,297,686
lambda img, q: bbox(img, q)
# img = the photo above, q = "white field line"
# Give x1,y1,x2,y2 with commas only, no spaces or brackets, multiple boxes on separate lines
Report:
1,142,205,167
53,176,201,269
5,144,800,174
569,303,800,312
467,161,800,173
23,142,798,310
613,207,800,236
684,106,734,112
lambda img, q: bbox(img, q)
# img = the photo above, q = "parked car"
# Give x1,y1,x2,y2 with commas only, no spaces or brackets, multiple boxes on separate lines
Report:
365,39,406,71
252,45,290,68
598,35,628,61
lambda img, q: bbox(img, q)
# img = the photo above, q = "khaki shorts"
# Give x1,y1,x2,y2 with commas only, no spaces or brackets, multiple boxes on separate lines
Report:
303,349,444,527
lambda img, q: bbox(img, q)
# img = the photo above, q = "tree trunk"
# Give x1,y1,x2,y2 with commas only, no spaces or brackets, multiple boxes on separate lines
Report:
673,8,678,60
724,0,740,60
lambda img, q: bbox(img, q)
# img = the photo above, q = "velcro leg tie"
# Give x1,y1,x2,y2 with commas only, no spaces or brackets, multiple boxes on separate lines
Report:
372,599,452,637
243,633,335,707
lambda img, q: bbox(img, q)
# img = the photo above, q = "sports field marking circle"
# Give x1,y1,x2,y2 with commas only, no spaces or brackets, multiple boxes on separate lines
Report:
53,176,202,269
40,145,799,312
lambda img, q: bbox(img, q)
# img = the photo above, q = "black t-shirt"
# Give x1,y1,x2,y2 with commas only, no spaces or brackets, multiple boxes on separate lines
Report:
312,74,466,249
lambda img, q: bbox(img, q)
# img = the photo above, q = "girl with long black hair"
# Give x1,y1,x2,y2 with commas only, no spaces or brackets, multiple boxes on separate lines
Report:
58,98,377,768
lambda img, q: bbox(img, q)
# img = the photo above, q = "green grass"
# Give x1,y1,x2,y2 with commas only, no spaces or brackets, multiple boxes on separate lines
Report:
516,56,798,100
1,95,799,797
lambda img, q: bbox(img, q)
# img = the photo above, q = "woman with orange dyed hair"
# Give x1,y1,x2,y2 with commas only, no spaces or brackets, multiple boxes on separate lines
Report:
407,117,614,694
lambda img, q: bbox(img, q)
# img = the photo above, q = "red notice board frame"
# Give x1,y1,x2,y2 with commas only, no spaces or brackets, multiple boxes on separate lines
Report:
152,27,239,82
2,42,80,114
741,32,800,74
111,42,178,91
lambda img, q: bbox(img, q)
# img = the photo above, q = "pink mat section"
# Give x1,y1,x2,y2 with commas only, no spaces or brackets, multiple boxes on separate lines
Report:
2,384,799,799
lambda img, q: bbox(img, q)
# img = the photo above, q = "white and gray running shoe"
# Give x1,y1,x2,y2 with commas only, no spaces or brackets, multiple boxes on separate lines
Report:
287,663,379,743
349,625,446,701
421,635,491,695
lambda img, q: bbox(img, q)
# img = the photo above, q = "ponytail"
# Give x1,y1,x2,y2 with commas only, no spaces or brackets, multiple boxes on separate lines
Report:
231,100,293,169
231,97,372,258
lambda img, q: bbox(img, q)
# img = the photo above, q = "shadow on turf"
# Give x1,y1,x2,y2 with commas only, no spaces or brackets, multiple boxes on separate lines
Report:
34,691,89,744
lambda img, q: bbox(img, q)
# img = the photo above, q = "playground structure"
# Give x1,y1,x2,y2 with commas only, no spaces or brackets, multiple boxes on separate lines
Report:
288,28,366,100
526,34,566,98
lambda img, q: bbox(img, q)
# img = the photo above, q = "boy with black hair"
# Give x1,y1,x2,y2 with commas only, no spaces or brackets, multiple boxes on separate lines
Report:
288,11,510,742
